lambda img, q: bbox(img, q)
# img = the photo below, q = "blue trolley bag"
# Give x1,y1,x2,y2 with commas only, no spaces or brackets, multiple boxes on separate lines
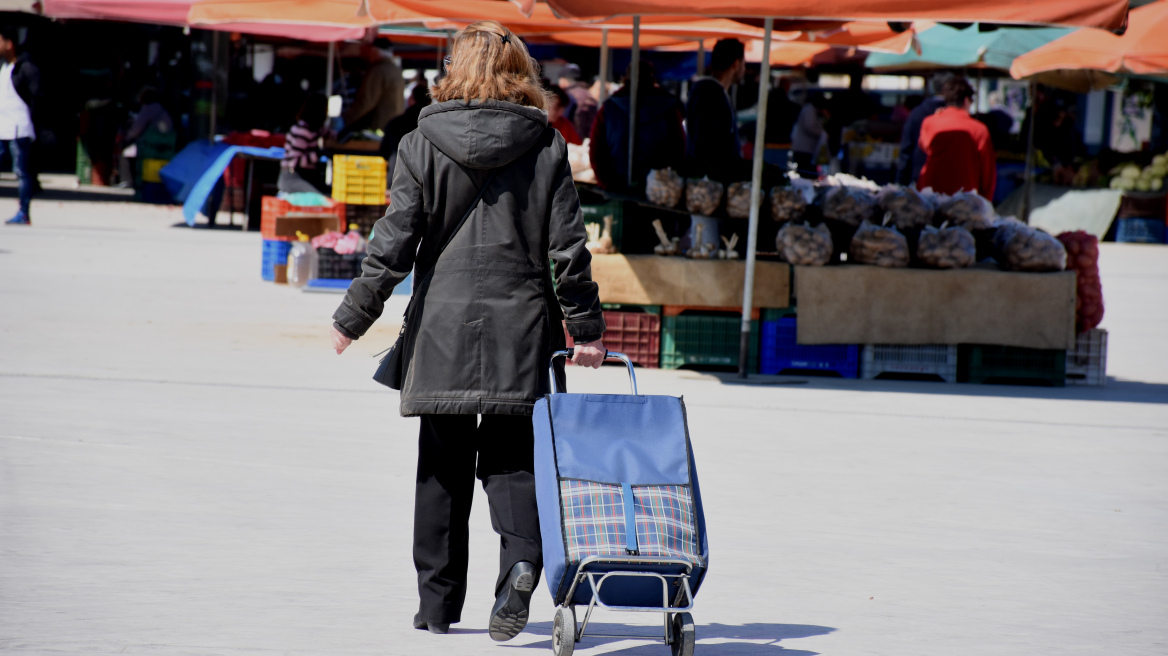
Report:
533,350,709,612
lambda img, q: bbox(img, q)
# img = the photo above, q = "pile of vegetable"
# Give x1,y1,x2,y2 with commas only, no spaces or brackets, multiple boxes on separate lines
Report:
993,220,1067,272
937,191,997,231
822,185,878,226
1056,231,1104,331
686,177,724,215
917,223,975,269
646,168,684,208
777,222,833,266
1108,155,1168,192
725,182,754,218
849,219,909,268
878,186,934,230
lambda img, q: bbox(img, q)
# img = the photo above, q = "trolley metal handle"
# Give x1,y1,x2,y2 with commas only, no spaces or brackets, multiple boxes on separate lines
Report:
549,349,638,395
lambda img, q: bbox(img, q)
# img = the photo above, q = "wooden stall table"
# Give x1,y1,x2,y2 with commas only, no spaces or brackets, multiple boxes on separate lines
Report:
590,254,790,309
794,265,1077,350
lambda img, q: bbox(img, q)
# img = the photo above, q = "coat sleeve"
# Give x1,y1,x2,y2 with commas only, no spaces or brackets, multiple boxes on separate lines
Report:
979,129,997,201
916,118,934,191
332,136,426,338
549,145,606,340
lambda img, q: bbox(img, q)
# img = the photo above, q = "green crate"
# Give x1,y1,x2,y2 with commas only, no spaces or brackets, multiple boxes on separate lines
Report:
661,315,759,370
580,200,624,252
601,303,661,315
957,344,1066,387
761,307,797,322
75,140,92,185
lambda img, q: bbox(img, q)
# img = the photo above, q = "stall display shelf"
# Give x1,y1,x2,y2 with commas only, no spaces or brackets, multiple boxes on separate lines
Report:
332,155,388,205
661,315,759,371
261,240,293,282
1065,329,1107,386
1115,217,1166,244
957,344,1066,386
759,316,859,377
861,344,957,383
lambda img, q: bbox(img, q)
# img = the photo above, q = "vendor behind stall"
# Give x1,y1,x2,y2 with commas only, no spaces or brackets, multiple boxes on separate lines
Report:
588,60,685,194
895,72,950,186
339,45,404,138
547,85,583,145
918,77,996,199
379,83,431,182
685,39,751,183
279,93,328,194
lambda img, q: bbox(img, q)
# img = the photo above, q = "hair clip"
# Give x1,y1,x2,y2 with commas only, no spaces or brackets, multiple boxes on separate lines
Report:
500,33,511,45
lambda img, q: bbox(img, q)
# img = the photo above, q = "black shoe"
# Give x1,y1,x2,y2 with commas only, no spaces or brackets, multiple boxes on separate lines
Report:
413,612,450,635
489,561,536,642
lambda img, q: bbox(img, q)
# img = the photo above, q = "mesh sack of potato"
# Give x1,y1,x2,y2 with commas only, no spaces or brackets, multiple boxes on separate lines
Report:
937,191,996,230
822,185,878,226
917,223,975,269
993,221,1067,272
685,176,724,215
770,186,808,221
645,167,684,208
726,181,754,218
878,186,934,230
777,221,833,266
849,219,910,267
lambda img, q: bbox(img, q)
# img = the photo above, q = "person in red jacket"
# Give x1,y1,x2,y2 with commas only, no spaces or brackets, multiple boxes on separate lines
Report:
918,77,996,199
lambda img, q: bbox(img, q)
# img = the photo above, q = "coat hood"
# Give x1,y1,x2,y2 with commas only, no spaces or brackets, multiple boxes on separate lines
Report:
418,99,548,170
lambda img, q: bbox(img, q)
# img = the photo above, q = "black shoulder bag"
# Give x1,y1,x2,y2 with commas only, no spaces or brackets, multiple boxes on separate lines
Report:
373,172,496,390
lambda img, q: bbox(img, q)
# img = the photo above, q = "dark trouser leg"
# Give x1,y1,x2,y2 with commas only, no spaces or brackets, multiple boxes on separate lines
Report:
7,138,33,215
414,414,478,624
476,414,543,595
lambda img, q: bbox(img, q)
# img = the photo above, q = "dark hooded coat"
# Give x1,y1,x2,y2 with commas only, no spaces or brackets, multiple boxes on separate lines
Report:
333,99,605,416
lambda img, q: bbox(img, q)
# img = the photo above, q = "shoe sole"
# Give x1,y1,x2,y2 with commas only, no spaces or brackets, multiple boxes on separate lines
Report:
489,568,535,641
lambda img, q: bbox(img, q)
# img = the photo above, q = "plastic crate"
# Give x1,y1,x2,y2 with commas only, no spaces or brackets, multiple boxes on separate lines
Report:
345,203,386,236
759,316,859,377
580,200,624,252
664,305,761,319
141,158,168,184
75,140,92,184
660,315,759,371
1065,329,1107,386
861,344,957,383
262,239,293,282
260,196,346,240
761,307,796,322
316,249,366,280
564,311,661,368
957,344,1066,386
332,154,388,205
1115,217,1166,244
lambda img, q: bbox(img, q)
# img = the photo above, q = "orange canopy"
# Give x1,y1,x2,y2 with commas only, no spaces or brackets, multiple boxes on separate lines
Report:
538,0,1129,31
1010,0,1168,90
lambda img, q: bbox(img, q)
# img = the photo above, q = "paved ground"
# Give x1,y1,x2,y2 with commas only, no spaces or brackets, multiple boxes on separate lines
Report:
1,186,1166,655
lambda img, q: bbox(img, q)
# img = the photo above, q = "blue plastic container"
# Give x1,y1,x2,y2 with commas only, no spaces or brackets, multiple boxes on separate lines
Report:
261,239,293,281
1115,217,1166,244
759,316,859,377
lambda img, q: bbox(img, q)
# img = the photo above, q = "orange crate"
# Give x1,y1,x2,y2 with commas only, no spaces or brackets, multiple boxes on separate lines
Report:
260,196,346,240
564,310,661,369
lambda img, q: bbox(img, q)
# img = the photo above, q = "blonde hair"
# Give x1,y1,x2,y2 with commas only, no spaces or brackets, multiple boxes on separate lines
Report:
430,21,548,111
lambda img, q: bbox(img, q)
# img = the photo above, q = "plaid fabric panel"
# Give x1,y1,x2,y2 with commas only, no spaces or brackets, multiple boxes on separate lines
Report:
560,480,699,563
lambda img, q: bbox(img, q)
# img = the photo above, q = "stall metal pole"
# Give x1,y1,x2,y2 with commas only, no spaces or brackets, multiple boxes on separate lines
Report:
696,39,705,76
1021,79,1037,223
598,28,610,105
325,41,335,96
210,30,220,138
738,17,773,379
627,16,640,189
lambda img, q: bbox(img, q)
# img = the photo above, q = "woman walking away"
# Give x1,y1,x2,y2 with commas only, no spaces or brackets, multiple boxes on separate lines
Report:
328,21,607,642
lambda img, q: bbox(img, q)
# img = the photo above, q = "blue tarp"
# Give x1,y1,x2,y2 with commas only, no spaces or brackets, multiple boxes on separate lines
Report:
159,140,285,226
866,24,1072,72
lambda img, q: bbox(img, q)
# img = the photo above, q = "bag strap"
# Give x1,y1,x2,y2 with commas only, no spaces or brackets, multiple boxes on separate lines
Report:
426,170,497,272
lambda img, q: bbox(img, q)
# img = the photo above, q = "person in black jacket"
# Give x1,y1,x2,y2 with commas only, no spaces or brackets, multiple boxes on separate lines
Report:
895,71,950,186
685,38,750,183
0,26,39,225
329,21,606,642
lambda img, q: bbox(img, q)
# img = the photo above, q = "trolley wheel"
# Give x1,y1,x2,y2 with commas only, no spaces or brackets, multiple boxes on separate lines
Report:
670,612,695,656
552,605,576,656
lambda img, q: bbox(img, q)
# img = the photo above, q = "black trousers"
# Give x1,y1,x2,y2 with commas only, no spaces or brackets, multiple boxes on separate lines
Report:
414,414,543,625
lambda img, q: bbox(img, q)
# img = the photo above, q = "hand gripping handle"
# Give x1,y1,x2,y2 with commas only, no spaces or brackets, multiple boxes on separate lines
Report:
549,350,638,395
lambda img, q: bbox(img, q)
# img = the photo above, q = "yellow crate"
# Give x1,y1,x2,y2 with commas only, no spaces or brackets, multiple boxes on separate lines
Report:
332,154,388,205
142,158,169,183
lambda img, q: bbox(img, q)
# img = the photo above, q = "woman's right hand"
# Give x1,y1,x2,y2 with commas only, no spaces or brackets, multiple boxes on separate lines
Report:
331,325,353,355
572,341,606,369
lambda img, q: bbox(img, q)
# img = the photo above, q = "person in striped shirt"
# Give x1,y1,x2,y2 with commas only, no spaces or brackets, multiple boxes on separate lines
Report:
278,93,328,194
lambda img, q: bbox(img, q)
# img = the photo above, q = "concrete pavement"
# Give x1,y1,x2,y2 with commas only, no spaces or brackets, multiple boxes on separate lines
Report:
1,190,1166,655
